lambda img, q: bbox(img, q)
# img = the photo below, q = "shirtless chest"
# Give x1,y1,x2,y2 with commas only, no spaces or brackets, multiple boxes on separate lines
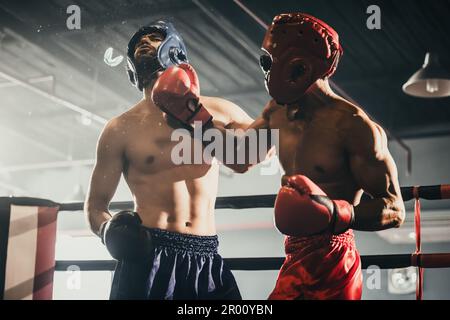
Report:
122,113,210,177
123,115,177,174
268,106,351,185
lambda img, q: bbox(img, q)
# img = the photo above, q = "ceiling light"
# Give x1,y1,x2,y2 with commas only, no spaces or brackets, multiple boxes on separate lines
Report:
403,52,450,98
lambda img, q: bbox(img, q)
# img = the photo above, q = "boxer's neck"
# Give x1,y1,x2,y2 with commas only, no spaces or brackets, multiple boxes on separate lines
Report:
142,79,162,112
143,77,157,98
308,78,336,98
297,78,337,107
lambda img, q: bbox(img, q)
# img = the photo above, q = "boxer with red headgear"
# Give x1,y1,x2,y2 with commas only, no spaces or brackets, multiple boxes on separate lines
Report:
258,13,405,300
260,13,343,104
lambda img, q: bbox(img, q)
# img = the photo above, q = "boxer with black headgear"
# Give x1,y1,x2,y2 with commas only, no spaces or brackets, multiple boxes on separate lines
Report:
85,19,256,300
126,20,188,91
153,12,405,300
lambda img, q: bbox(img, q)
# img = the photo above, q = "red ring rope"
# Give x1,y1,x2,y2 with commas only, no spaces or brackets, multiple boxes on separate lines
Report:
412,186,423,300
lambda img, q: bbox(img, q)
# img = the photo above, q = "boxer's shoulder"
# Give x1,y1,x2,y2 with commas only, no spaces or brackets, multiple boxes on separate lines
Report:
327,97,364,118
101,103,150,139
115,101,158,125
329,99,374,130
97,115,128,153
333,102,387,157
102,114,125,135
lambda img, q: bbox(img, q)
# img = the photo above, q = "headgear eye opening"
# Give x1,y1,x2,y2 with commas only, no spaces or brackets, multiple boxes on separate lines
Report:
259,54,272,73
169,47,186,64
289,63,306,82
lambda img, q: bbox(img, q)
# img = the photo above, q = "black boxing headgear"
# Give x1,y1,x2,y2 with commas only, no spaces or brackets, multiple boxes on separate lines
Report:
260,13,343,104
127,20,188,91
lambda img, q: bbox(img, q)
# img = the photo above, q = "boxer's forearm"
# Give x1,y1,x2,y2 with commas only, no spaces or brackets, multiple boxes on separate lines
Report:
210,123,271,173
84,202,112,236
209,121,272,173
352,196,405,231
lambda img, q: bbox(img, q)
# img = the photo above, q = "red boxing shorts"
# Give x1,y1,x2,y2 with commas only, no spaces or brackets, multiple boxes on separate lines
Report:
269,230,362,300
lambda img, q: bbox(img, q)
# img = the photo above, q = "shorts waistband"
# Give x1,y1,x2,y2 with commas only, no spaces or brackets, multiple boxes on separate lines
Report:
145,228,219,255
285,229,356,253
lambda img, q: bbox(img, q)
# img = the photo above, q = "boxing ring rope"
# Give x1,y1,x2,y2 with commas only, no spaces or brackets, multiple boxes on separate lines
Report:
54,253,450,272
56,184,450,212
4,183,450,299
53,184,450,270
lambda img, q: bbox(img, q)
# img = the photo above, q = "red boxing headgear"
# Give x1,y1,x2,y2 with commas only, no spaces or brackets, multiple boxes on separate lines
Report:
260,13,343,104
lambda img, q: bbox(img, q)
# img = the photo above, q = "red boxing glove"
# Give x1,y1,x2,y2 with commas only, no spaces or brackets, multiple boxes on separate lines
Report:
274,175,355,236
151,63,213,130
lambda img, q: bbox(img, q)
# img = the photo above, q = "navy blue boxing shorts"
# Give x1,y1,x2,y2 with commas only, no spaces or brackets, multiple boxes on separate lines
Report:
109,228,241,300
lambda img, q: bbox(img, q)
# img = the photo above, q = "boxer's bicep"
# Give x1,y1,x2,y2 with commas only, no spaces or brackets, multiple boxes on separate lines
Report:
346,118,405,229
350,152,398,199
347,118,399,198
86,118,124,213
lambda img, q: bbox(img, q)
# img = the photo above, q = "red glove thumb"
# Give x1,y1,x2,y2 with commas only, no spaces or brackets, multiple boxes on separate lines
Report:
177,63,200,96
287,175,328,197
153,64,197,98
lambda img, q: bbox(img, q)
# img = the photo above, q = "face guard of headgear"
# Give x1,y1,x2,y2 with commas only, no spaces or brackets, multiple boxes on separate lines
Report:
127,20,188,91
260,13,343,104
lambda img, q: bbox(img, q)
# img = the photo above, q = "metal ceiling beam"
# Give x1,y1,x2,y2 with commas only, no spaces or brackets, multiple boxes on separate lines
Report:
192,0,259,61
4,2,196,36
0,16,133,108
220,86,265,98
0,69,107,125
0,159,95,173
0,181,28,194
1,125,67,159
0,75,54,89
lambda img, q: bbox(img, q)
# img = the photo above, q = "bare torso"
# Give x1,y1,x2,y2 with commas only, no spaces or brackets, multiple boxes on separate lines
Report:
119,99,222,235
267,95,364,204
